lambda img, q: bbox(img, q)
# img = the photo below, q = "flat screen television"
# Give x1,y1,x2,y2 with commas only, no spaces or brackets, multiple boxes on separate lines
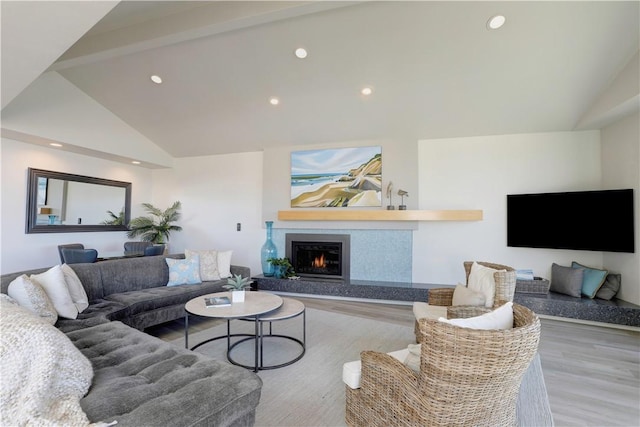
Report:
507,189,635,253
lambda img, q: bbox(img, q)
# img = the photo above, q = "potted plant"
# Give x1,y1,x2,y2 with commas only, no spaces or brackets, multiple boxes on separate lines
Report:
267,257,296,279
126,201,182,248
223,274,253,302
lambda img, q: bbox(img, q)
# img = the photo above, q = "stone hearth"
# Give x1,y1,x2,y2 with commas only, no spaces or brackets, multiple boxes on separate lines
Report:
252,276,640,327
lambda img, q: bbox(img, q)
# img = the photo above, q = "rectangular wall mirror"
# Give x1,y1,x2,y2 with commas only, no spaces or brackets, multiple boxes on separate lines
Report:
26,168,131,234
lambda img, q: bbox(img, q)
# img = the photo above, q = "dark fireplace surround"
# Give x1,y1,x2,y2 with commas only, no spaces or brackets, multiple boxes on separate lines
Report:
286,233,350,281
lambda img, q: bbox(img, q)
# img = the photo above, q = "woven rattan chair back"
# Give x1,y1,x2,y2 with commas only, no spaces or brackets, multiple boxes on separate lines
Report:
463,261,517,305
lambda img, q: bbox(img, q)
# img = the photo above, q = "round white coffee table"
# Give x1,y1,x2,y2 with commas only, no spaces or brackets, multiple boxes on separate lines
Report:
184,291,283,372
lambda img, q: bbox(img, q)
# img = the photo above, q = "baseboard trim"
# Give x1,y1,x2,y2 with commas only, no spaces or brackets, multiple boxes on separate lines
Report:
537,313,640,331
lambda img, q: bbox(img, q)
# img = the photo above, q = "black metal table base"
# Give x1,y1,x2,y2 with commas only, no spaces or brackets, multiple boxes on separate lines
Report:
227,309,306,371
227,333,306,370
185,310,306,372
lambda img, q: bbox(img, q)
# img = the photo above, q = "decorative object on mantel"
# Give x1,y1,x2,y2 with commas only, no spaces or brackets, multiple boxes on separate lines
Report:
290,146,382,208
397,189,408,210
261,221,277,276
386,182,395,210
127,201,182,250
223,274,253,303
267,257,296,279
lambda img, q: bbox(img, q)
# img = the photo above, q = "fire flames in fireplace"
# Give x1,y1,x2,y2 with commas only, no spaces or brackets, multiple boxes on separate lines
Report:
312,253,326,268
286,233,351,281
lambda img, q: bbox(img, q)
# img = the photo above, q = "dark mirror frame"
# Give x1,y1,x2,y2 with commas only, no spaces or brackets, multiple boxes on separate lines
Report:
26,168,132,234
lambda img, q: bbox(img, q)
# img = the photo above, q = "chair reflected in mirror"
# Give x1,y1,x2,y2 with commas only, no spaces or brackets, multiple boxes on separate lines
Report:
58,243,84,263
144,244,165,256
61,248,98,264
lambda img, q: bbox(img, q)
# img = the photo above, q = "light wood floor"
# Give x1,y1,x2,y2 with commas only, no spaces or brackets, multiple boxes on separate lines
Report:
147,296,640,427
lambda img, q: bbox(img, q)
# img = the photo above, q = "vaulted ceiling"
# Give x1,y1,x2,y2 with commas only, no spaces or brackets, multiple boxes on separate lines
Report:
2,1,639,158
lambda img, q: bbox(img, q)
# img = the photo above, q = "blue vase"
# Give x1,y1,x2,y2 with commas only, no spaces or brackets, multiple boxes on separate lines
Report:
261,221,277,276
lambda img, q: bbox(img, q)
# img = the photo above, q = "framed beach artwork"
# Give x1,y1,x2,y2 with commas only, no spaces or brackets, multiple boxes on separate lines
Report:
291,146,382,208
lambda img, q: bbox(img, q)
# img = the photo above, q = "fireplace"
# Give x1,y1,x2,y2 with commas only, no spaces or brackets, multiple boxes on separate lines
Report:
286,233,350,281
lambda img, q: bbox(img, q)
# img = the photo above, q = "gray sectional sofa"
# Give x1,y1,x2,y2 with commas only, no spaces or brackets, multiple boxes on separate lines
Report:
0,255,262,426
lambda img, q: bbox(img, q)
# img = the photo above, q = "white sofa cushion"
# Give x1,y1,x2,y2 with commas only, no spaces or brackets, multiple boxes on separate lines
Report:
439,301,514,330
185,249,220,281
412,302,448,320
452,284,486,306
30,265,79,319
7,274,58,325
468,262,505,308
61,264,89,312
343,348,409,389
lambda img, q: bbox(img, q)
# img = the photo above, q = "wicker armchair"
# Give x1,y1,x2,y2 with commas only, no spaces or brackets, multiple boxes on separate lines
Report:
413,261,517,341
346,303,541,427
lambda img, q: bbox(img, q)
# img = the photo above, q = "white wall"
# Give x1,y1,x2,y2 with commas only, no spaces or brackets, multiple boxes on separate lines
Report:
151,152,265,275
413,131,610,286
601,112,639,304
0,138,153,273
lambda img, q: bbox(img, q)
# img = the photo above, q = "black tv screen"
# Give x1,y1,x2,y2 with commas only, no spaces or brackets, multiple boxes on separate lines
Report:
507,189,635,253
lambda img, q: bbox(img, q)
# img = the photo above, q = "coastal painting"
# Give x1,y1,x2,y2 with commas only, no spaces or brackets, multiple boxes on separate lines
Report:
291,146,382,208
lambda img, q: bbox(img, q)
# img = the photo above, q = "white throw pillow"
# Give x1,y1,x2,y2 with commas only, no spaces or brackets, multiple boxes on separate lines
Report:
403,343,422,373
185,249,220,281
452,284,486,306
438,301,514,330
468,262,504,308
413,302,448,320
7,274,58,325
61,264,89,312
30,265,79,319
217,250,233,279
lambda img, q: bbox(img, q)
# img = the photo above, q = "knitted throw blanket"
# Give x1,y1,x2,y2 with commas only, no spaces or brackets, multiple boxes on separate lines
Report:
0,296,95,426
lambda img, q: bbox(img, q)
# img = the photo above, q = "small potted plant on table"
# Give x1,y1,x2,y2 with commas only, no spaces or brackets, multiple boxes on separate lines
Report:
223,274,253,303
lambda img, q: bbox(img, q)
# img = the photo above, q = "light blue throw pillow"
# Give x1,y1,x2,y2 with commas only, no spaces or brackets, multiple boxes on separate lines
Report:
166,255,201,286
571,261,608,298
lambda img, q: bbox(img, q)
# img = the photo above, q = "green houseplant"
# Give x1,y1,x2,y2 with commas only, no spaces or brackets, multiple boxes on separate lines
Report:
101,209,125,225
223,274,253,302
223,274,253,291
267,257,296,279
127,201,182,244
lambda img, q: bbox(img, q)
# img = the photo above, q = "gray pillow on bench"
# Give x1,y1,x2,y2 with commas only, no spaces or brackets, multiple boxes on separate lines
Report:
595,273,621,300
550,263,583,298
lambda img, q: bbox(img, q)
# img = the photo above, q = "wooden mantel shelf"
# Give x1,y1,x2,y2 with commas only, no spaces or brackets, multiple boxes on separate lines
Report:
277,209,483,222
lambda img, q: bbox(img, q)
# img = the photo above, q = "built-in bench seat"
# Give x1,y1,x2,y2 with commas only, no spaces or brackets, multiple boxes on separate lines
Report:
253,275,640,327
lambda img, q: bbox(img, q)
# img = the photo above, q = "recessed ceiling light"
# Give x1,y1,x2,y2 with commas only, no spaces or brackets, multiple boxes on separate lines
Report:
487,15,506,30
361,87,373,96
294,48,308,59
49,143,62,147
131,160,141,165
150,75,162,84
269,97,280,106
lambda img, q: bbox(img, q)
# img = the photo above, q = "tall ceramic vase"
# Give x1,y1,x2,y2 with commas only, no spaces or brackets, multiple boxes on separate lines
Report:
261,221,277,276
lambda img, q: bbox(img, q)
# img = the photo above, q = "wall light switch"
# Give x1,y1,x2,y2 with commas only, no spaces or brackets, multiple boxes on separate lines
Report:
237,223,241,231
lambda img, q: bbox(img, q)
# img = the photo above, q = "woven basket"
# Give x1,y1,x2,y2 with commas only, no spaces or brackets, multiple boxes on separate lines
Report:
515,278,550,294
